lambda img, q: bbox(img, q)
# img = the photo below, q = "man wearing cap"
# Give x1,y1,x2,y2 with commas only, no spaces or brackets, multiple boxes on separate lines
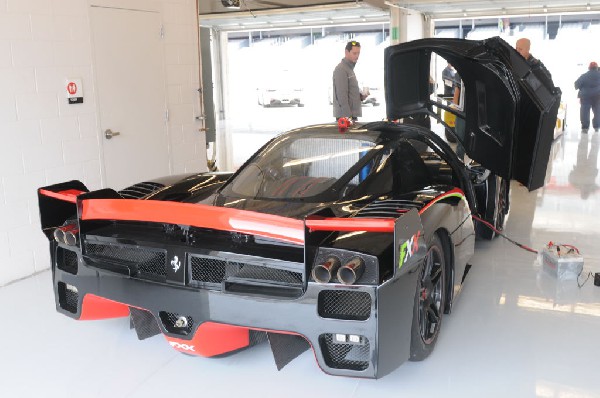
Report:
332,40,368,121
575,62,600,133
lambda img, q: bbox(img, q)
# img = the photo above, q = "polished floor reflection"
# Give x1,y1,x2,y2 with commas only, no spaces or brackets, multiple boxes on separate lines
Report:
1,128,599,398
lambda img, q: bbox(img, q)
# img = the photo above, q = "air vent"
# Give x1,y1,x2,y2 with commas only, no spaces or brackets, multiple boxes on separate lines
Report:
355,199,421,218
318,290,371,321
118,182,164,199
319,333,370,371
57,282,78,314
84,242,166,280
56,247,78,275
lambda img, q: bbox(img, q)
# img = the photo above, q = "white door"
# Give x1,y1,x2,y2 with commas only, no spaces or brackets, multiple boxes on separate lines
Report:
90,5,170,190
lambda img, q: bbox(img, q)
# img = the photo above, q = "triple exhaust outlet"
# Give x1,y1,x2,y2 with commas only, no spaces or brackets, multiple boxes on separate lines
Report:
312,256,365,285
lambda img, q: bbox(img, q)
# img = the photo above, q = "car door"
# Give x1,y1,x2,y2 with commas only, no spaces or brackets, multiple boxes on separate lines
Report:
384,37,561,191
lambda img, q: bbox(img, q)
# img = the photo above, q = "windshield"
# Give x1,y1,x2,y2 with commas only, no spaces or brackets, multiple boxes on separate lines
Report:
222,129,383,200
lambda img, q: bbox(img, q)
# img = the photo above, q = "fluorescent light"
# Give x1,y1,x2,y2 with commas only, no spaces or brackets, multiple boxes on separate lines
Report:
330,15,356,20
300,17,327,22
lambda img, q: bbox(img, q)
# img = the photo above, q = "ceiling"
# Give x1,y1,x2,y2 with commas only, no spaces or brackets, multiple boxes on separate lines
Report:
199,0,600,31
199,2,389,31
401,0,600,19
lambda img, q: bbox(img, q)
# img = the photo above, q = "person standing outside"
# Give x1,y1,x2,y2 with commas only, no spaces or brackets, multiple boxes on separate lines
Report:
441,63,457,97
515,37,553,87
332,40,367,121
575,62,600,133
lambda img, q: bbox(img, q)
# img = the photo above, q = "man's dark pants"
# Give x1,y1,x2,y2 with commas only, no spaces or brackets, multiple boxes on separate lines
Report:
580,95,600,129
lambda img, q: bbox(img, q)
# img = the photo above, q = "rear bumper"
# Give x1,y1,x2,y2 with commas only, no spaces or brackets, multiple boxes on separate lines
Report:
53,242,418,379
40,183,426,378
270,98,301,106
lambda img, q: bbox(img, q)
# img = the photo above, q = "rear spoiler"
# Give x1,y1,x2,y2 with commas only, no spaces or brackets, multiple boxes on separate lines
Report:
40,181,410,235
38,180,88,240
39,181,425,275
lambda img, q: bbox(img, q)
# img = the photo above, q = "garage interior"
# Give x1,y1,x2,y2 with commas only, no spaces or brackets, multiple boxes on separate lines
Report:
1,0,600,396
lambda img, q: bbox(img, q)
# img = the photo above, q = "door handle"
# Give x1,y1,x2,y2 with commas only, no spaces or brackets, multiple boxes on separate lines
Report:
105,129,121,139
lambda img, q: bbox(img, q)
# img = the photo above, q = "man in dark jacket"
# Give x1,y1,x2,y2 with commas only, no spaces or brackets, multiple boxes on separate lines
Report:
515,38,554,89
332,41,367,121
575,62,600,133
441,63,457,97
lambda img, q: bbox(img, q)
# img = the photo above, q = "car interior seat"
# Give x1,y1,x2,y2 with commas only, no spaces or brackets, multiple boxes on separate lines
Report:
394,140,432,193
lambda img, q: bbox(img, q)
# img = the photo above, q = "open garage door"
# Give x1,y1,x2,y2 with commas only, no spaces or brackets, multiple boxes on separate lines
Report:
200,4,391,170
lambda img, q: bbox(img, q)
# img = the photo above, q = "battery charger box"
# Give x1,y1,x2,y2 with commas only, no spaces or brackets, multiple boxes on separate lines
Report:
541,245,584,280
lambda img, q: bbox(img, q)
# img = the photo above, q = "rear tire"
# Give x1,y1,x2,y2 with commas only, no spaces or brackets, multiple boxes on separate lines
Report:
475,175,509,240
409,233,446,361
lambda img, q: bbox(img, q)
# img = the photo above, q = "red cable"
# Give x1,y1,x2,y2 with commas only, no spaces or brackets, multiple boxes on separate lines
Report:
471,214,539,254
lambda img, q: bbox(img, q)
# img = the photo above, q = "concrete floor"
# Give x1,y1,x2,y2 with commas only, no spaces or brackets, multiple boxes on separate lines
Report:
1,126,600,397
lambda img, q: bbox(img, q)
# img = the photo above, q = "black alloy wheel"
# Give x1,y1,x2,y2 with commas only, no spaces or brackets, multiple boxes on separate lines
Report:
410,233,446,361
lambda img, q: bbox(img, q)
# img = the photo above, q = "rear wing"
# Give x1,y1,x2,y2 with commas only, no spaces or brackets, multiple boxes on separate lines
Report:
38,180,88,240
39,181,425,278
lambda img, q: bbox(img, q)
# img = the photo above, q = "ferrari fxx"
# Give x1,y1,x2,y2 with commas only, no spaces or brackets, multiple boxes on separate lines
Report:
38,37,560,378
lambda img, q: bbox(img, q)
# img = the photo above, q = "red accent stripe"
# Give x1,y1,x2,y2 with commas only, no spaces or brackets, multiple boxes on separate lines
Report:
418,188,466,214
165,322,250,357
39,188,85,203
305,217,395,232
81,199,306,245
79,294,130,320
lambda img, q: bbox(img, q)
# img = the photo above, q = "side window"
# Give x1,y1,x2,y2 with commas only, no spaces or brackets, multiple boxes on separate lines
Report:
433,52,463,110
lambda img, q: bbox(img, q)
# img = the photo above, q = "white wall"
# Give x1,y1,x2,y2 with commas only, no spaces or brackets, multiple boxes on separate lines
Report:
0,0,207,286
389,7,425,45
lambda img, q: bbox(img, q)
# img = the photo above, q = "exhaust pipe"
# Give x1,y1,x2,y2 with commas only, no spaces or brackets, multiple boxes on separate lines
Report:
53,224,78,245
311,256,341,283
64,228,79,246
337,257,365,285
53,228,66,244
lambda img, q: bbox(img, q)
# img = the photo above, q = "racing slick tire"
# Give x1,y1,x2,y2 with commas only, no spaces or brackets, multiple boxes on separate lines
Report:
409,233,446,361
475,175,509,240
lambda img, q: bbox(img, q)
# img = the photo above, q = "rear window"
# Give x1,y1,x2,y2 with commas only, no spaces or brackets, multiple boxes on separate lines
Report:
223,133,380,200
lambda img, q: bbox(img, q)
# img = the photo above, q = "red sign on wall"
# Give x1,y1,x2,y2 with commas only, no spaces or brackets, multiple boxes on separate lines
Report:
65,78,83,104
67,82,77,95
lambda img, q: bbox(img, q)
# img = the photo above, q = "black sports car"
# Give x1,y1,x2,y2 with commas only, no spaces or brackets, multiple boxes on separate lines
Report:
38,37,560,379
